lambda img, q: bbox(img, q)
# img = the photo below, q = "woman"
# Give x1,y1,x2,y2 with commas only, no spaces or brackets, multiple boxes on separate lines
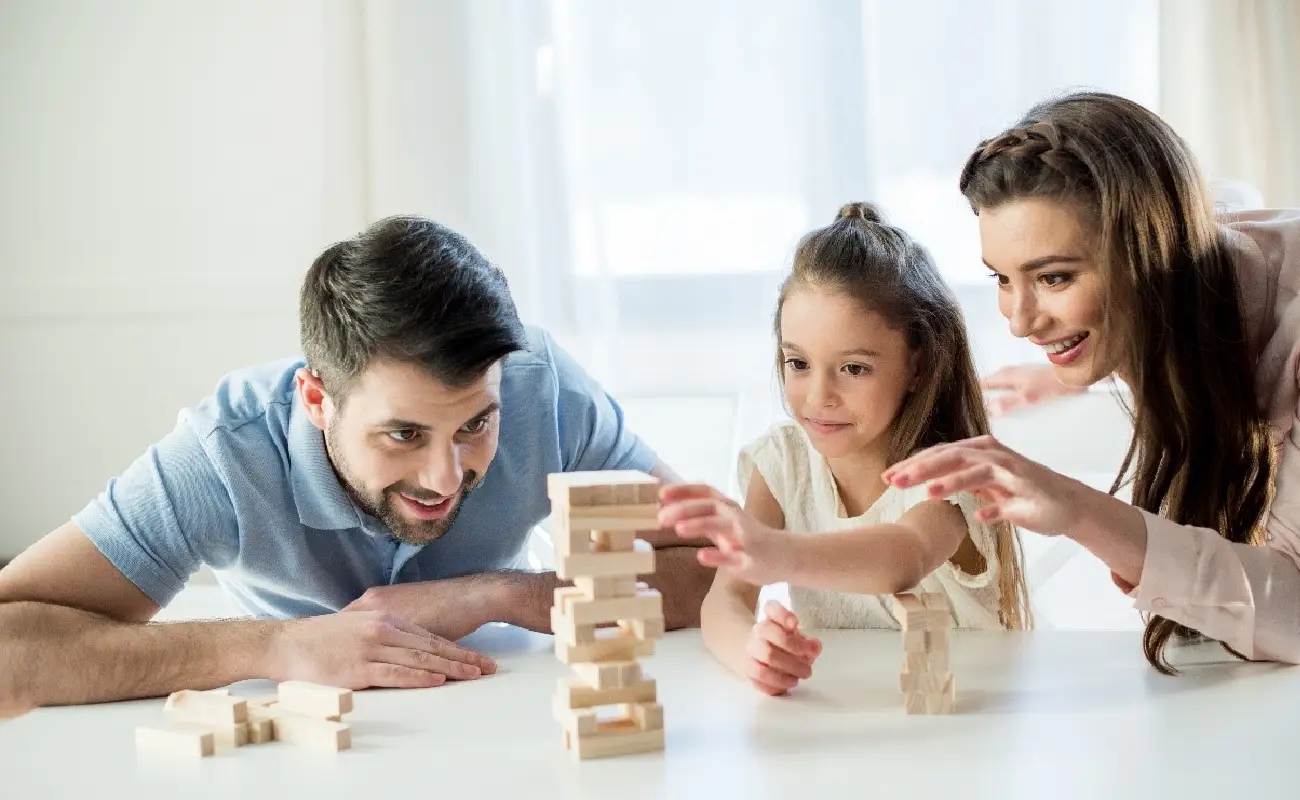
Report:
883,91,1300,671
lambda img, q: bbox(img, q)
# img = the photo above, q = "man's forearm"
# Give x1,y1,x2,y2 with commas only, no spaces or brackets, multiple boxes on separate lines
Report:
0,601,279,713
491,546,712,633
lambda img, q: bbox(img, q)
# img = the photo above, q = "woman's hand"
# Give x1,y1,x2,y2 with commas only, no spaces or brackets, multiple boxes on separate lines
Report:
882,435,1087,535
658,483,797,586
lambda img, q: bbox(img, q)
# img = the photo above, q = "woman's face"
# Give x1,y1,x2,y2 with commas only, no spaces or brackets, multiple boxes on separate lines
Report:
979,198,1116,387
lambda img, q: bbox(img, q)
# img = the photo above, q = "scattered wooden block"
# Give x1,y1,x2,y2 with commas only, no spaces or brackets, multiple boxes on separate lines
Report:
246,716,274,744
164,690,248,725
557,541,656,580
263,708,352,752
135,724,216,757
275,681,353,719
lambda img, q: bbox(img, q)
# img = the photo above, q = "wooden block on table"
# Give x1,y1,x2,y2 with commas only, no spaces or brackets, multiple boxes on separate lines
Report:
903,675,956,715
557,539,656,579
135,724,216,757
571,722,665,760
553,703,599,736
590,529,639,552
557,677,658,710
898,608,952,631
574,575,638,599
548,470,660,507
550,606,598,646
210,722,250,750
902,630,934,653
566,504,661,533
246,716,274,744
902,647,949,673
566,589,663,626
267,711,352,751
572,660,642,690
555,629,655,663
275,681,353,719
888,593,926,617
164,690,248,725
918,592,950,613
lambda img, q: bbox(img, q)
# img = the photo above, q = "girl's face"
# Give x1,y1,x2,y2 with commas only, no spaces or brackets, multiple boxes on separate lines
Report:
779,285,918,461
980,197,1114,387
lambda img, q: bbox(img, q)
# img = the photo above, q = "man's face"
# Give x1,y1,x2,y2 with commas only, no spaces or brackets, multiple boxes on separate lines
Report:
297,360,503,545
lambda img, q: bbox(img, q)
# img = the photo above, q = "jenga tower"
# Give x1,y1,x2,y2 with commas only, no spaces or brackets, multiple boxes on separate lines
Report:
890,592,955,714
547,470,666,759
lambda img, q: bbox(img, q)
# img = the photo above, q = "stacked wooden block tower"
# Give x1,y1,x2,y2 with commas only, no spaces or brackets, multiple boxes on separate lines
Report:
890,592,956,714
548,470,666,759
136,681,354,757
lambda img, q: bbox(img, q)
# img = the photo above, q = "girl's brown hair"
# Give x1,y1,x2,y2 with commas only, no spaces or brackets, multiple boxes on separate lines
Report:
775,202,1033,631
959,92,1274,672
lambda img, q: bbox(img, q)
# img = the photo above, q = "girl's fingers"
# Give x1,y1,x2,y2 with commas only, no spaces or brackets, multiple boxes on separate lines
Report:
763,600,799,632
658,498,729,526
926,463,1000,498
885,448,973,488
697,548,743,570
675,516,740,548
659,483,727,503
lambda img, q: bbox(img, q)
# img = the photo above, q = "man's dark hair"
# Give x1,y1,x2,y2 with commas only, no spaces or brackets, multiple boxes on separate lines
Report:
300,215,527,397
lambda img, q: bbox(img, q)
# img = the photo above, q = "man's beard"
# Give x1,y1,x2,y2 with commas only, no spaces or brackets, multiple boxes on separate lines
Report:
326,426,480,545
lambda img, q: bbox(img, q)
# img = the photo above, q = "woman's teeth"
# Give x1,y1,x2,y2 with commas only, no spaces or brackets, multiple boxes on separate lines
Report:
1043,333,1086,354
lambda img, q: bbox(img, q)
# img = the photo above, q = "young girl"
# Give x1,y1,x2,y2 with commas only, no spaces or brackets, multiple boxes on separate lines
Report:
659,203,1032,695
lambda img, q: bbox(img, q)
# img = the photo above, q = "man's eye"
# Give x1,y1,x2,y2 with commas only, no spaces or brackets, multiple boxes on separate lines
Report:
388,429,419,443
462,418,490,434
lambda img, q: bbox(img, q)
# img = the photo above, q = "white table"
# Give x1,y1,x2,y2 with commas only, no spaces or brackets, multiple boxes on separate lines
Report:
3,626,1296,799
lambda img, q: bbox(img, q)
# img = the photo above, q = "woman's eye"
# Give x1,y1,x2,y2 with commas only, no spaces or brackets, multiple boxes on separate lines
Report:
783,358,809,371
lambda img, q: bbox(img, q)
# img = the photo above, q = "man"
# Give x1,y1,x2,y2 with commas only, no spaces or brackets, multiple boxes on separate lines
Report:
0,216,712,715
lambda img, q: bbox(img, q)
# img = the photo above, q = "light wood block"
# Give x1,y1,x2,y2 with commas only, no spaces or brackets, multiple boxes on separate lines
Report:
553,528,595,557
548,470,660,507
900,670,952,694
902,630,934,653
575,575,638,599
267,711,352,751
553,585,588,614
571,722,665,760
557,540,656,579
630,702,664,731
164,690,248,725
591,529,639,552
135,724,216,757
557,677,658,709
555,630,655,663
902,647,949,673
246,717,274,744
275,681,353,719
565,504,661,533
619,616,666,641
565,589,663,626
899,608,952,631
552,703,599,736
550,606,598,646
903,675,956,715
888,593,926,617
572,660,642,689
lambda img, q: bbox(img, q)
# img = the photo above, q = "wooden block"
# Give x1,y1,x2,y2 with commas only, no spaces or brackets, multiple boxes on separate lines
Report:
572,660,642,689
557,540,656,579
246,717,274,744
629,702,664,731
268,711,352,751
557,677,658,709
888,593,926,617
245,695,279,707
903,675,955,715
571,722,665,760
902,630,932,653
566,504,661,533
275,681,353,719
555,631,655,663
903,691,930,715
902,647,949,673
550,606,598,646
135,724,215,757
552,702,599,737
591,529,638,552
899,608,952,631
164,690,248,725
548,470,660,507
552,528,595,557
566,589,663,626
210,723,250,750
919,592,950,613
619,616,666,641
553,585,587,614
900,670,951,694
575,575,638,599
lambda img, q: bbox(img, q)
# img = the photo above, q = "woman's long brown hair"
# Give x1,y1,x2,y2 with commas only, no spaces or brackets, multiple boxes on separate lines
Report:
959,92,1275,672
775,202,1033,631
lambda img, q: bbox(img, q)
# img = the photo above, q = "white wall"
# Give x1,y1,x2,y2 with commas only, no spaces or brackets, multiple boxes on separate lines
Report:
0,0,377,556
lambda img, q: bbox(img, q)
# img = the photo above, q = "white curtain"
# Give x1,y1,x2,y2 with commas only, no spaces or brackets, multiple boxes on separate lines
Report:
1160,0,1300,208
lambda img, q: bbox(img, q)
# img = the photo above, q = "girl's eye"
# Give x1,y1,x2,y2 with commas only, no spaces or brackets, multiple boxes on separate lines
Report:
843,363,870,377
1039,272,1072,288
388,429,419,443
988,271,1010,287
462,417,490,435
783,358,809,371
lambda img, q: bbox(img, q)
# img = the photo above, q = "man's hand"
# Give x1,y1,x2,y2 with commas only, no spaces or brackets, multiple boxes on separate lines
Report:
267,610,497,689
343,577,501,641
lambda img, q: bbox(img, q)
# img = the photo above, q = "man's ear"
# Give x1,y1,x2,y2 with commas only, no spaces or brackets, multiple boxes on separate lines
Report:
295,367,331,431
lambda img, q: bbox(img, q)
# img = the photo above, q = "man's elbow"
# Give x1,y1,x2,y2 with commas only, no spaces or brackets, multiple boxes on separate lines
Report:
656,553,714,630
0,602,39,717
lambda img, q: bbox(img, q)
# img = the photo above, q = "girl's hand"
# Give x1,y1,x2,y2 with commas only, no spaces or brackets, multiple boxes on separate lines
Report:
745,601,822,696
881,435,1086,535
658,484,796,586
981,363,1086,417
